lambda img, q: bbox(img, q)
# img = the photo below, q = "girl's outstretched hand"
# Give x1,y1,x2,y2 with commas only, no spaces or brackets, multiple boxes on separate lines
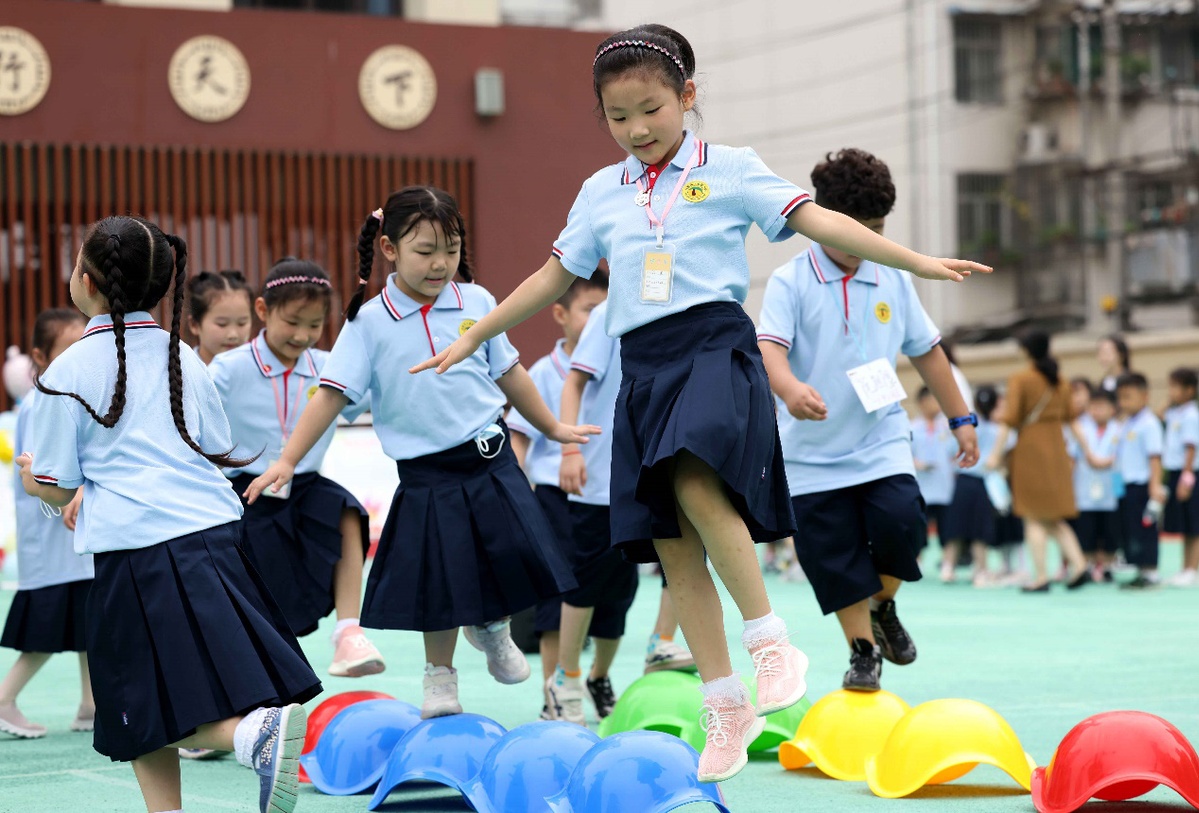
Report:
244,460,295,505
410,334,481,375
912,257,993,283
547,422,601,446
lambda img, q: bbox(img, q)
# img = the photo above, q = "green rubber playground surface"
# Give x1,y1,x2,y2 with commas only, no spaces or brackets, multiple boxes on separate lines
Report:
1,542,1196,813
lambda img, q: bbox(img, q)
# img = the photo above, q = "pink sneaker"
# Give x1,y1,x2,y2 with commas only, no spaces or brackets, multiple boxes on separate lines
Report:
697,695,766,783
328,625,386,678
750,640,808,716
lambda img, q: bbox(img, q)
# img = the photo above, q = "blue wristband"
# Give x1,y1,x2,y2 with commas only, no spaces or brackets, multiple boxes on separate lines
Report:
948,413,979,430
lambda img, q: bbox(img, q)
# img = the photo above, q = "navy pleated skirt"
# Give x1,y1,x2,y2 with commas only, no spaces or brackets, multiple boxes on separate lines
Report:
362,423,577,632
88,522,322,762
940,475,997,546
611,302,796,563
231,472,369,637
1,579,91,653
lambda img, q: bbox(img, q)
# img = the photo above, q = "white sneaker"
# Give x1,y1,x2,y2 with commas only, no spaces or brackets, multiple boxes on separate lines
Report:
422,664,463,719
463,620,531,685
644,635,696,673
545,670,586,726
1166,569,1198,587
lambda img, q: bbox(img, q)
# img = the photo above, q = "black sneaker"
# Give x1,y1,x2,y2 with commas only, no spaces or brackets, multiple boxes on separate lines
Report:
1120,573,1159,590
870,599,917,665
585,675,618,719
842,638,882,692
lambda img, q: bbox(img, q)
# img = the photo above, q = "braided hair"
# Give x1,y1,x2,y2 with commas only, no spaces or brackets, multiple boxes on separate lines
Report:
36,216,251,468
348,186,473,320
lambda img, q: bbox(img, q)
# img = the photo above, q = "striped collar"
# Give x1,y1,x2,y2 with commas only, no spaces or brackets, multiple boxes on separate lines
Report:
549,339,570,380
249,330,318,378
381,273,464,321
808,245,880,286
621,131,707,185
82,311,162,338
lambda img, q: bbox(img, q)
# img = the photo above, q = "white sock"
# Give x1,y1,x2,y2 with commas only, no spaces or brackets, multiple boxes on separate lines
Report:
741,612,787,649
868,598,881,611
700,674,749,704
332,618,360,643
233,708,269,768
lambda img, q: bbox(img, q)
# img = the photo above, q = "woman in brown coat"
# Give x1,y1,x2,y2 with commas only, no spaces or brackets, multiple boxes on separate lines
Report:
987,332,1090,591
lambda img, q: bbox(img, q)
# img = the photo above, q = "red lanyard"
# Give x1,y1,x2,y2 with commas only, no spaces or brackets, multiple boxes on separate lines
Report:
636,145,699,247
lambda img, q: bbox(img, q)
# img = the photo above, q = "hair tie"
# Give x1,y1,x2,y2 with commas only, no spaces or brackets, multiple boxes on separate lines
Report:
265,275,333,290
358,278,369,286
371,208,384,223
593,39,686,77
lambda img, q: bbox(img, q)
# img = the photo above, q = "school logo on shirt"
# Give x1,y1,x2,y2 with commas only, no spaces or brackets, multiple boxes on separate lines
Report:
875,302,892,324
459,319,477,336
682,180,710,203
307,385,319,400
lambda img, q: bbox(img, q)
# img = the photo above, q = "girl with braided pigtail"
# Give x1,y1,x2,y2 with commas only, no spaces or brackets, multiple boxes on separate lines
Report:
16,216,320,813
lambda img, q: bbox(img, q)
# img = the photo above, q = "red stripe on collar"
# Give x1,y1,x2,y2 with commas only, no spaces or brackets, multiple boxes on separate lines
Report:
82,320,161,337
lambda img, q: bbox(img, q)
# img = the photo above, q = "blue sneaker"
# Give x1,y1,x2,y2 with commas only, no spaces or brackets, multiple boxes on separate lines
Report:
251,704,307,813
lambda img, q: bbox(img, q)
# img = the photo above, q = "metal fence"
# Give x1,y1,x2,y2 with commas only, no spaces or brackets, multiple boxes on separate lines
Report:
0,141,474,409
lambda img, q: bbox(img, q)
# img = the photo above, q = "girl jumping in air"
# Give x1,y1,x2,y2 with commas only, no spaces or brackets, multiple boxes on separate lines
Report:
412,25,987,782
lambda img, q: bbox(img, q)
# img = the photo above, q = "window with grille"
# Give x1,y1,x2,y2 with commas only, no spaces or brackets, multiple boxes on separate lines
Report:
957,173,1008,252
954,16,1004,104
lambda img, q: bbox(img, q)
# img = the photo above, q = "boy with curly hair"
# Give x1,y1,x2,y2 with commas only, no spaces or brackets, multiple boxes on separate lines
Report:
757,149,978,691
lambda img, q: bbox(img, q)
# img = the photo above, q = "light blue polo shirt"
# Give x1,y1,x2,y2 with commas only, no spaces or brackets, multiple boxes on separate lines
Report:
27,312,244,554
13,390,94,589
209,331,369,477
758,245,943,496
319,275,520,460
1163,401,1199,472
1118,408,1164,485
508,339,571,488
910,416,955,505
1073,414,1120,511
552,131,811,337
568,301,621,507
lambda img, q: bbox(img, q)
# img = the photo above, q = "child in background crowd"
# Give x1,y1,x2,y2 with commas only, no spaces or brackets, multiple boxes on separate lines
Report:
509,272,608,715
1116,373,1166,589
186,270,254,365
910,386,956,578
1,309,94,740
1071,386,1122,583
1162,367,1199,587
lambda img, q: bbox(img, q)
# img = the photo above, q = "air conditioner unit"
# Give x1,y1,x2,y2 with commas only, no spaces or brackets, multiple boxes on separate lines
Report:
1020,123,1059,163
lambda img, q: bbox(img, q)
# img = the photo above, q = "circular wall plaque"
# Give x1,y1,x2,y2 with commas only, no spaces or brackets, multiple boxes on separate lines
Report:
168,35,250,123
358,45,437,130
0,27,51,116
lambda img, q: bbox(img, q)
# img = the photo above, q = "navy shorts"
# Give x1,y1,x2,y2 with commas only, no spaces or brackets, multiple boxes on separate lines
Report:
1119,483,1159,568
534,497,638,640
1164,470,1199,535
1071,510,1122,554
792,474,926,615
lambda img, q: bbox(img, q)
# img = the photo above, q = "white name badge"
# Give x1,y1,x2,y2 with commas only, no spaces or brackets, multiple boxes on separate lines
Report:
640,244,675,304
259,458,292,500
846,358,907,413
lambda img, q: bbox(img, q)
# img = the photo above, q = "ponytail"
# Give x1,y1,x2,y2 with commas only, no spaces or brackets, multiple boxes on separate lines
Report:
1020,330,1060,387
347,210,382,321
